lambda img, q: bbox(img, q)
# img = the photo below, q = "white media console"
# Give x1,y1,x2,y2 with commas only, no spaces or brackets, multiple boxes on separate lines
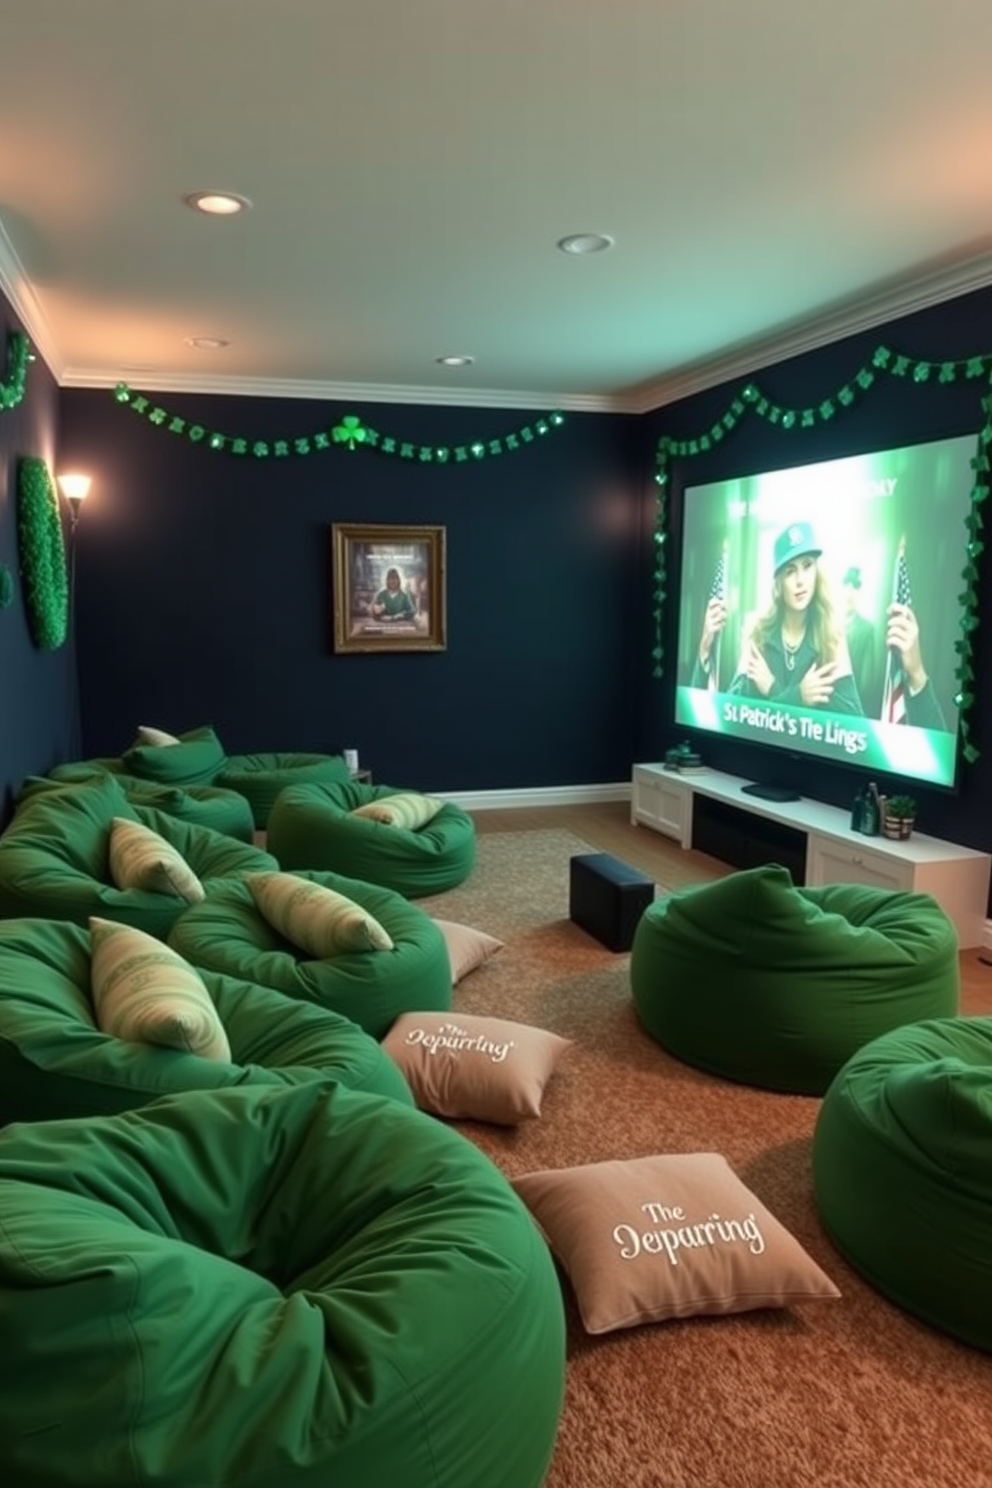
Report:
631,763,991,950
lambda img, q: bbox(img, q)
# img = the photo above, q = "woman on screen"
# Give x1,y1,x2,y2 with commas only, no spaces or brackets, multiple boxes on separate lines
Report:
696,521,863,714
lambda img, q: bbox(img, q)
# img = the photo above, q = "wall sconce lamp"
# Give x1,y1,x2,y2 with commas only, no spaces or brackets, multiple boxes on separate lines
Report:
57,472,92,530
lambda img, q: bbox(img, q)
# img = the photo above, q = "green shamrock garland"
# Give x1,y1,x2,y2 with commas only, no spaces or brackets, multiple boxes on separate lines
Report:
0,330,32,411
112,383,565,462
651,344,992,765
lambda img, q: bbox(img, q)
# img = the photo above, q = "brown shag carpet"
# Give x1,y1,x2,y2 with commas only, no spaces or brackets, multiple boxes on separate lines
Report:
419,830,992,1488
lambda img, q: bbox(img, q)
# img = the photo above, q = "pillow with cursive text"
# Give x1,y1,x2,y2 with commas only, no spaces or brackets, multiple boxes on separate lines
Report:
381,1012,570,1125
512,1152,839,1334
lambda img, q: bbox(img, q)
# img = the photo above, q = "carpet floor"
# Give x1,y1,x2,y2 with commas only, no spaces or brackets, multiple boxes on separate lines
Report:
419,829,992,1488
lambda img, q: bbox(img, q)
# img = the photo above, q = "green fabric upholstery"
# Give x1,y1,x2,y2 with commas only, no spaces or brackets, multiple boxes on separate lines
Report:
121,723,229,787
217,750,353,828
37,762,256,841
267,780,477,898
168,869,452,1038
813,1017,992,1352
0,774,277,939
0,916,411,1126
46,726,352,830
629,864,959,1095
0,1082,566,1488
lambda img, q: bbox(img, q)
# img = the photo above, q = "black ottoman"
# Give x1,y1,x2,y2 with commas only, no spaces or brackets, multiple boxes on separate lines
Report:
569,853,654,952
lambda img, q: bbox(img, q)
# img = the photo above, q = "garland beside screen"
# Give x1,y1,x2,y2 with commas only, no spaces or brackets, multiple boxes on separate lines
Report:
17,458,68,650
652,345,992,764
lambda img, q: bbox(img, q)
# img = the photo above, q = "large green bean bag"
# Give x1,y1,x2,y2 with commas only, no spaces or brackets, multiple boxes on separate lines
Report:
216,750,353,828
267,779,476,897
0,1082,566,1488
813,1017,992,1352
168,868,452,1038
0,916,411,1126
629,864,959,1095
121,724,351,828
51,725,353,829
24,764,256,842
0,773,277,939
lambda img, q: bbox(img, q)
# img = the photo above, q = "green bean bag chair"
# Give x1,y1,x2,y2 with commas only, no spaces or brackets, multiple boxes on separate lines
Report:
168,868,452,1038
0,773,277,940
629,864,959,1095
121,723,352,828
216,751,353,829
0,916,411,1126
50,724,353,829
24,764,256,842
267,779,477,897
0,1082,566,1488
813,1017,992,1352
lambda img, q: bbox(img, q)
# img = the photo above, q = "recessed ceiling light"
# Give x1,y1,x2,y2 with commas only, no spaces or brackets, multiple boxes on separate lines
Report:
184,191,252,216
185,336,230,350
557,233,615,255
436,355,474,367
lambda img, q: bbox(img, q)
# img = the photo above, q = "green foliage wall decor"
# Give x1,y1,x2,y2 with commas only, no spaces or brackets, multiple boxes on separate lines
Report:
0,331,31,412
17,457,68,649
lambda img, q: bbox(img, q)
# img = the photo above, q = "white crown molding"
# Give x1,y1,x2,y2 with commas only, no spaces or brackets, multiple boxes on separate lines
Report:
434,781,631,810
0,219,64,380
6,221,992,415
624,247,992,414
58,365,620,413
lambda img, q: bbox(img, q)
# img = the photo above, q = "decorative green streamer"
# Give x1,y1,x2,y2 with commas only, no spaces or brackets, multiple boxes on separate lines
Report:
111,383,565,462
1,330,32,411
652,344,992,765
17,457,68,650
0,562,13,609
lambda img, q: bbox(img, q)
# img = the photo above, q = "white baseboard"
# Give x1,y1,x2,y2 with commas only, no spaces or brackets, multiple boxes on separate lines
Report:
435,781,632,811
982,921,992,954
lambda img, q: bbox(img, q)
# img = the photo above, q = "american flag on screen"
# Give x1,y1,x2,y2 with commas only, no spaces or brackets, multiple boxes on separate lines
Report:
881,540,911,724
706,543,728,692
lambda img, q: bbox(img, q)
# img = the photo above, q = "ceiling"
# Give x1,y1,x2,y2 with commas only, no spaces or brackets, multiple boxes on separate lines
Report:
2,0,992,413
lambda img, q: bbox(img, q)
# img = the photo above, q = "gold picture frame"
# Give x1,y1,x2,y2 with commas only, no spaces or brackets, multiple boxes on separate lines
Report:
331,523,447,653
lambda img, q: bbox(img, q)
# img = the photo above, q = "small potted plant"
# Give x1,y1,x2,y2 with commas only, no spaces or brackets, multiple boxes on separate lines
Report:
883,793,917,840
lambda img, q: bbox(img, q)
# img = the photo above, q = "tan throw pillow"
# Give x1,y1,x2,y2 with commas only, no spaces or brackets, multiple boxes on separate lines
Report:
351,791,445,830
134,725,181,746
433,918,504,984
246,872,394,956
382,1012,570,1125
89,917,231,1061
108,817,205,903
512,1152,840,1335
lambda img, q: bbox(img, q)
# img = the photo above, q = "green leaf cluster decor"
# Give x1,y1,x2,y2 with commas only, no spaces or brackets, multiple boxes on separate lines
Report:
0,331,31,412
652,344,992,765
111,383,565,463
17,457,68,650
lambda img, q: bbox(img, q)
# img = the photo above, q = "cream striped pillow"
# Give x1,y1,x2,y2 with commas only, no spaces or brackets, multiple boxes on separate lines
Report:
134,725,181,746
89,917,231,1061
350,791,445,830
246,872,394,956
108,817,206,903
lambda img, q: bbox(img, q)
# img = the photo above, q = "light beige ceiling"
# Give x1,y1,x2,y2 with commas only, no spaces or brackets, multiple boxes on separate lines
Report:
2,0,992,412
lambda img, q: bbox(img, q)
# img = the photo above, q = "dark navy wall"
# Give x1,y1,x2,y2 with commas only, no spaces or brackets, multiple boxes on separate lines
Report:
6,275,991,848
636,283,992,853
0,302,72,827
57,391,644,791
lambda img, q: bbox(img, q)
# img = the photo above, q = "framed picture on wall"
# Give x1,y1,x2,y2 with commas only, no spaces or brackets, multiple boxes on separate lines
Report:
330,523,447,653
